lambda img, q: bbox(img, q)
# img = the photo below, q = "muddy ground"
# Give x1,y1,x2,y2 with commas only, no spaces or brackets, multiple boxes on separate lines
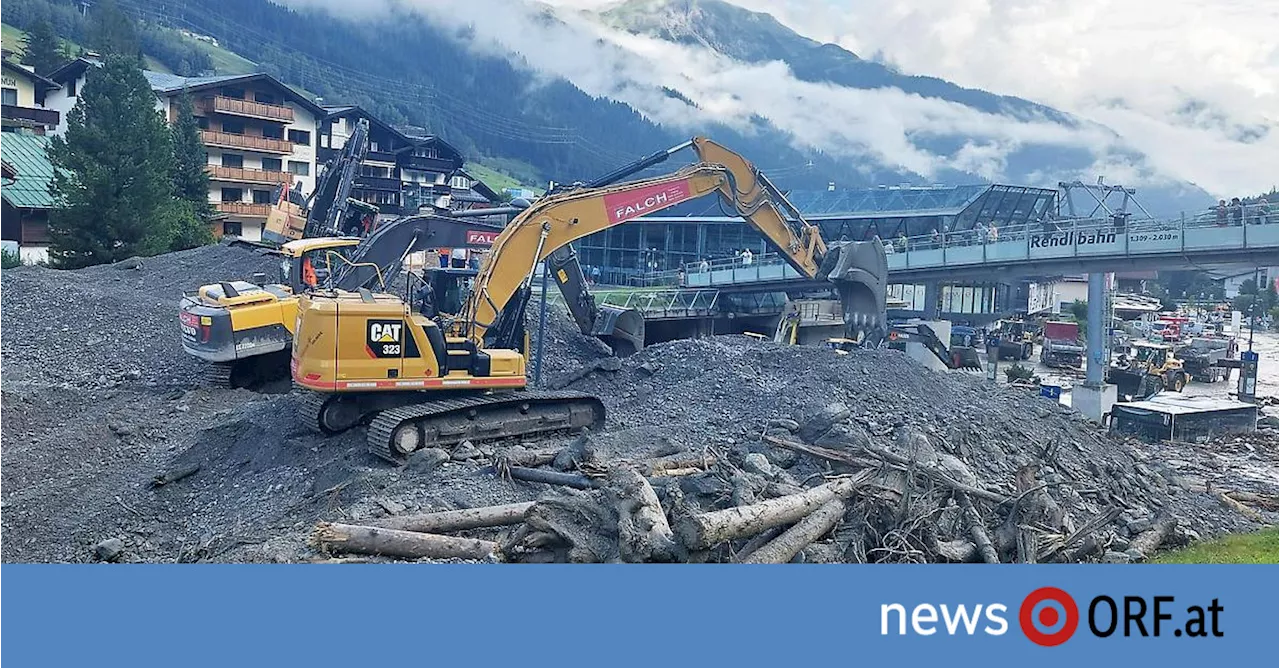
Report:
2,243,1275,563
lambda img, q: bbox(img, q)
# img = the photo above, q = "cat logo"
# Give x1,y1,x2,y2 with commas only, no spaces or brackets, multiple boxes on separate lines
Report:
366,319,404,359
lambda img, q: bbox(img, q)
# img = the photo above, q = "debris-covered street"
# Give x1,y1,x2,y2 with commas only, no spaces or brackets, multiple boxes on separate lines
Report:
1,243,1276,564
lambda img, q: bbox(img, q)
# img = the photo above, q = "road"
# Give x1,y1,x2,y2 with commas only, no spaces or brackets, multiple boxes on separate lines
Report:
1000,330,1278,414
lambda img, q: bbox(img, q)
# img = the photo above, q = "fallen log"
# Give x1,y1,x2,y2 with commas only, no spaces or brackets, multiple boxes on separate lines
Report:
1224,490,1279,512
934,538,978,563
502,466,598,490
312,522,498,560
376,502,535,533
642,455,716,476
741,499,846,564
674,474,868,550
1128,518,1176,559
861,442,1009,504
958,494,1000,564
1037,506,1121,562
605,468,682,562
151,463,200,487
733,526,788,563
1216,492,1266,523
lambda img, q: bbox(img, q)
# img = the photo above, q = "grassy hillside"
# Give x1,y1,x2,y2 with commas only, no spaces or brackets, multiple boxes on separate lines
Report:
1,22,80,61
465,161,540,196
2,21,253,76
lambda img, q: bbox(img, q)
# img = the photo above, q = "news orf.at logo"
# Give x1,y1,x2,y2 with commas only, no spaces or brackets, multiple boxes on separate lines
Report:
881,588,1223,644
1020,587,1079,646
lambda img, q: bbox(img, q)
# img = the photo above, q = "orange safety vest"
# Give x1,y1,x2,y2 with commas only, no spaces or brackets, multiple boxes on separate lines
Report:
302,257,317,288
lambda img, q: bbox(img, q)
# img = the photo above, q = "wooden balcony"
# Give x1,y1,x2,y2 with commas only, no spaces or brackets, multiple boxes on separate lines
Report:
201,130,293,154
207,165,292,185
204,95,294,122
1,104,60,128
216,202,272,217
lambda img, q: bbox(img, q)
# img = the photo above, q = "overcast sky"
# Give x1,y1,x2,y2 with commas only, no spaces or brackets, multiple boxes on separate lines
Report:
289,0,1277,196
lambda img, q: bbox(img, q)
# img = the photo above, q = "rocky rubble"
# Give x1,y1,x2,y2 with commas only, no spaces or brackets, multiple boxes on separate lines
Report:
1,244,1275,563
1,241,280,388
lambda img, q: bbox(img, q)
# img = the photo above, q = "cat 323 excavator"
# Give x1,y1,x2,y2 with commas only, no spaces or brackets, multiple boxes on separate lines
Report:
290,137,890,462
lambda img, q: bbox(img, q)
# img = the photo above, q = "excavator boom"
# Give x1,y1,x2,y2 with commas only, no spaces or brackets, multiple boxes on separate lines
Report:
460,137,869,349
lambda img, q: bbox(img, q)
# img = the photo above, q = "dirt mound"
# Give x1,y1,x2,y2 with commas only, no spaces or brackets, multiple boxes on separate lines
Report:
1,244,1274,563
1,241,280,388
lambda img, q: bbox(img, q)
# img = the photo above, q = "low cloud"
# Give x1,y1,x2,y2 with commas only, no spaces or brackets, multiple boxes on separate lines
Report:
285,0,1243,192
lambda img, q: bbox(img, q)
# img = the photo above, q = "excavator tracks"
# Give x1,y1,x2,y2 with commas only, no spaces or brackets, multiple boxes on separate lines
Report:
365,391,606,464
204,363,234,388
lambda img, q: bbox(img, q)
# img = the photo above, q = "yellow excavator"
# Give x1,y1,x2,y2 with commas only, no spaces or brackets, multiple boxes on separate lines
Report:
290,137,889,462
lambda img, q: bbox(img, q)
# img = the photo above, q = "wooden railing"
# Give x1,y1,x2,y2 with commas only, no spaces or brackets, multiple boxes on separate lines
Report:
216,202,272,217
207,165,292,185
205,95,294,122
201,130,293,154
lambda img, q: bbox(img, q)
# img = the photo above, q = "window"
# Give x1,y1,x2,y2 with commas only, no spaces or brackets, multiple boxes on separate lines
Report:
221,87,245,99
220,188,243,202
196,116,209,130
254,92,276,105
261,157,282,172
221,119,245,135
252,189,272,204
67,78,77,97
1,88,16,106
414,146,438,158
261,125,283,140
288,161,310,176
450,176,471,189
222,221,243,236
221,154,244,168
320,134,329,149
288,129,311,145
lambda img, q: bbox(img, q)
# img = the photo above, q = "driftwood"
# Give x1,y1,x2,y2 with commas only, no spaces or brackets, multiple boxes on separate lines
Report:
674,474,868,550
733,526,788,563
1037,506,1122,561
376,502,535,533
604,468,681,562
958,494,1000,564
1216,492,1266,523
1224,490,1279,511
741,499,847,564
641,455,716,476
1128,518,1176,558
763,435,1008,504
312,522,498,560
502,466,598,490
934,538,978,563
151,463,200,487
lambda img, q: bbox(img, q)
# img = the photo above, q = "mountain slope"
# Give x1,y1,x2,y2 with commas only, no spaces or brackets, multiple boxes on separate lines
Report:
600,0,1072,122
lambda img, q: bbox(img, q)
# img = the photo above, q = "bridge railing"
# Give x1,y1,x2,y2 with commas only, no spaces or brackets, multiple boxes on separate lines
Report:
681,205,1279,285
542,288,723,318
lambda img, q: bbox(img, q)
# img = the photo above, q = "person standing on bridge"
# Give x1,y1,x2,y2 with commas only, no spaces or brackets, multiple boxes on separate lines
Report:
1215,200,1228,226
1230,197,1244,225
698,258,709,273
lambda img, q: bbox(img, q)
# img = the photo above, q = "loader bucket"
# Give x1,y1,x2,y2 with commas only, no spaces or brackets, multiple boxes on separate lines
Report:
819,240,888,345
951,346,983,371
591,305,646,356
1105,368,1144,399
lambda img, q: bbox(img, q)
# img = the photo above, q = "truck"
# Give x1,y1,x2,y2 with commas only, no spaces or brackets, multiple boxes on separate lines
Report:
1038,321,1083,368
1175,337,1239,383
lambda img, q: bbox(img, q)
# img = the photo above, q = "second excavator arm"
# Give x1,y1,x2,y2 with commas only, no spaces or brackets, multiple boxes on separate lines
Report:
458,137,886,350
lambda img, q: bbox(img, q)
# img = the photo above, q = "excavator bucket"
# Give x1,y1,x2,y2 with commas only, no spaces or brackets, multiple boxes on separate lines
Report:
591,305,646,357
818,239,889,345
951,346,983,371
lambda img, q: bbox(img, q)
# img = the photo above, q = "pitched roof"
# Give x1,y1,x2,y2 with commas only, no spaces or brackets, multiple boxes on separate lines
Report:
140,70,328,116
0,133,58,209
2,61,61,94
321,105,410,145
47,56,100,84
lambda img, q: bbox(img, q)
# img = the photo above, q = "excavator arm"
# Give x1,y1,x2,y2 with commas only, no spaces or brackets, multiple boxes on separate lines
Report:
459,137,885,349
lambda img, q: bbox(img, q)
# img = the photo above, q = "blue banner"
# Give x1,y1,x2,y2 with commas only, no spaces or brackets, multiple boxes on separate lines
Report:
3,565,1276,666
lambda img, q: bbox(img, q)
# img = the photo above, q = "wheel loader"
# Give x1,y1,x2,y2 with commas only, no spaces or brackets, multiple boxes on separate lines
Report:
1106,341,1189,400
290,137,891,462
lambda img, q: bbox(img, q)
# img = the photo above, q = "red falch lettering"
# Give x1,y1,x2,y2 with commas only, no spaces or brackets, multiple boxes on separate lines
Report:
603,180,694,225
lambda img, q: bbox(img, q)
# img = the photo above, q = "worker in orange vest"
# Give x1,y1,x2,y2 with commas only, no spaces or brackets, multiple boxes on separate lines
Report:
302,256,318,288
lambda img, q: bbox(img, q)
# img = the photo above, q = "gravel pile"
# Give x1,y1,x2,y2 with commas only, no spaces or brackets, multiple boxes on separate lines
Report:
1,241,280,388
1,244,1274,563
